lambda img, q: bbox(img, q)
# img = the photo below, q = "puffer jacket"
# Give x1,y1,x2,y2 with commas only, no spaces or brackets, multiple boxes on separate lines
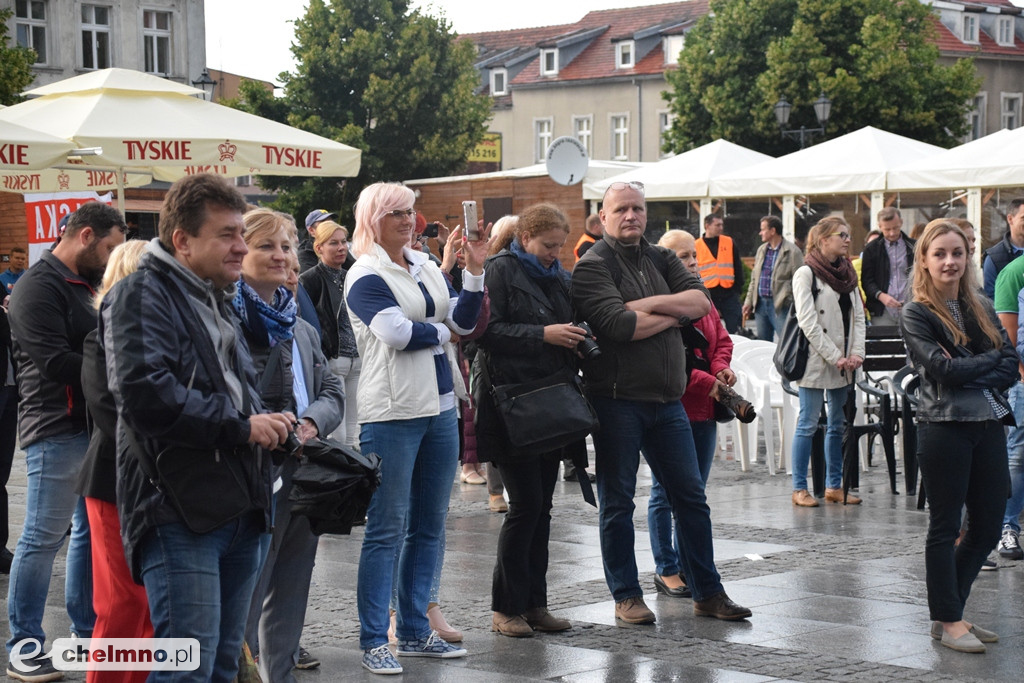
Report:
681,306,733,422
792,265,866,390
901,299,1017,423
101,243,270,582
473,250,579,463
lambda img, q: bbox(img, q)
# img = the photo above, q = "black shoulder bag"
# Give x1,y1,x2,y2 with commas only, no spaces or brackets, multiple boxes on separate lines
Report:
773,274,819,382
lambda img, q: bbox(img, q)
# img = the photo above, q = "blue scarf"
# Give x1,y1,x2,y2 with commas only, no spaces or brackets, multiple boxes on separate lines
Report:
232,279,297,347
510,237,569,283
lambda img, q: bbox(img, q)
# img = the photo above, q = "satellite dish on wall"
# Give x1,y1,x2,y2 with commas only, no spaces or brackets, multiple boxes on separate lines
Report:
546,136,589,186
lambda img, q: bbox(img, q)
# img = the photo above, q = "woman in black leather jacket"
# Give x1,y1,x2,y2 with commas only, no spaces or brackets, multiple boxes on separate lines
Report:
474,204,587,638
901,220,1017,654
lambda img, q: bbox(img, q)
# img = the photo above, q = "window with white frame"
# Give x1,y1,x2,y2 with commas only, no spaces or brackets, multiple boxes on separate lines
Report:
143,9,172,75
664,34,684,65
658,111,675,158
490,68,507,96
616,41,634,69
997,17,1014,47
14,0,48,64
967,93,987,140
1001,93,1022,130
573,115,593,158
963,14,979,43
81,4,111,70
540,49,558,76
535,118,553,162
611,114,629,160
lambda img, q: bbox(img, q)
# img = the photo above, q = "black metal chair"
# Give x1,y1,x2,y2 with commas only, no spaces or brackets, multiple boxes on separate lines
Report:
845,325,905,496
892,365,921,496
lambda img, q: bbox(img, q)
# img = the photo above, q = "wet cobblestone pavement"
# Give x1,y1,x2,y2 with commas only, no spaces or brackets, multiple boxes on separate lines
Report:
3,439,1022,681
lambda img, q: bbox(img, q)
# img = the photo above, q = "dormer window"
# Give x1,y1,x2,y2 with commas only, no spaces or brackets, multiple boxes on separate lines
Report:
963,14,979,44
616,41,634,69
541,48,558,76
490,68,507,96
997,16,1014,47
664,34,685,65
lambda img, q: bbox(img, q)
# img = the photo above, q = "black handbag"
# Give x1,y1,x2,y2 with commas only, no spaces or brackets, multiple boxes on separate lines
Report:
489,369,599,454
773,275,819,382
288,437,382,535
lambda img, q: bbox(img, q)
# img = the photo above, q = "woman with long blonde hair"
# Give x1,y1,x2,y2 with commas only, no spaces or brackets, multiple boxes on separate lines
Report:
901,219,1017,653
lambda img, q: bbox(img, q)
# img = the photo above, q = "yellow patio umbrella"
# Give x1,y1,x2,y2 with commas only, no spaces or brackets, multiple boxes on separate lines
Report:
0,119,76,170
0,68,362,210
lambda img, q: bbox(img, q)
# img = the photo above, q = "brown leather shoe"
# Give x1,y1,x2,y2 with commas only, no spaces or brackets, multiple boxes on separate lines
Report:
693,591,752,621
615,597,656,624
824,488,861,504
491,611,534,637
792,489,819,507
488,494,508,513
524,608,571,632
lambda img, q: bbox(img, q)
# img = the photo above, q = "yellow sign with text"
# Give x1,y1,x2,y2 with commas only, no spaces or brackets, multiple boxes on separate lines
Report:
468,133,502,163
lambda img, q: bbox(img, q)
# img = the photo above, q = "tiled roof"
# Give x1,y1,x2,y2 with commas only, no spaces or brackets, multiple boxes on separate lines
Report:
929,14,1024,56
466,0,1024,96
464,1,710,87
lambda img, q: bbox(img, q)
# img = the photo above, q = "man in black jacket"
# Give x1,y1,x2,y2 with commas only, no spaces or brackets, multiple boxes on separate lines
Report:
6,202,125,681
982,198,1024,299
861,207,914,325
102,174,295,683
571,182,751,626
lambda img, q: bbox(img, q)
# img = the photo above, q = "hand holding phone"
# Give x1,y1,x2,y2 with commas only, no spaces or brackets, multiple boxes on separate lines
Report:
462,201,479,241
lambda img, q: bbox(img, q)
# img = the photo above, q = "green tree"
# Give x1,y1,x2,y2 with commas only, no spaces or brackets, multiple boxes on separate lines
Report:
663,0,979,155
234,0,491,221
0,8,37,105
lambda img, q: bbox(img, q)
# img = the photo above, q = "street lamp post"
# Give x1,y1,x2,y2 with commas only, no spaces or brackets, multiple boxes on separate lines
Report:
192,69,217,102
774,92,831,149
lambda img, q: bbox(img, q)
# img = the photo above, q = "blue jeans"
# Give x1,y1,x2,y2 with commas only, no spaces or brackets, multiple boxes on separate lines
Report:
6,432,94,654
754,298,778,341
140,515,267,683
357,409,459,650
791,385,849,492
590,397,723,602
1003,382,1024,533
648,420,717,577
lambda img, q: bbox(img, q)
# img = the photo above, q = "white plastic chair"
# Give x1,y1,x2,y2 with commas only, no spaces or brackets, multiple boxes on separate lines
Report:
730,353,776,475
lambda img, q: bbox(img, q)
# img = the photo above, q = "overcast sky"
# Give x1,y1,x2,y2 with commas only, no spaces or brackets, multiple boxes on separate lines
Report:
204,0,652,84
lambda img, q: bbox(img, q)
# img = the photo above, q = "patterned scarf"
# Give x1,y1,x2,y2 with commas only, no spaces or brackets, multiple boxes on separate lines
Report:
804,250,858,295
232,278,297,347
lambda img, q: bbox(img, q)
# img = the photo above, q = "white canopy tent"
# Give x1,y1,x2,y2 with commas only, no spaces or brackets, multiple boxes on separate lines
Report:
582,139,772,200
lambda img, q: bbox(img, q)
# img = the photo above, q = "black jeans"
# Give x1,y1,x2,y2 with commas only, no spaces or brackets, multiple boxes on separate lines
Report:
917,420,1008,622
491,455,560,614
0,386,17,549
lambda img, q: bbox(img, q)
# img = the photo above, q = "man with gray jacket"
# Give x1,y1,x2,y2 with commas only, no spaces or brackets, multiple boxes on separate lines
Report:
742,215,803,341
571,181,751,627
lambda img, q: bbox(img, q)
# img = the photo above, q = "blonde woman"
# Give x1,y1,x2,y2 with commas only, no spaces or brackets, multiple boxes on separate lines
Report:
789,217,866,507
901,220,1016,653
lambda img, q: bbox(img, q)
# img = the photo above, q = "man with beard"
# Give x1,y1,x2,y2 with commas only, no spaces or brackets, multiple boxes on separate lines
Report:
6,202,125,682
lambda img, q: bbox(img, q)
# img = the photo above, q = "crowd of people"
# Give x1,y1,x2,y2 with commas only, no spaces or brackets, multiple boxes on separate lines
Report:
0,172,1022,682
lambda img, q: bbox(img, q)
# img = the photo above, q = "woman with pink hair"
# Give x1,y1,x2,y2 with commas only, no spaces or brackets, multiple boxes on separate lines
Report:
344,182,488,674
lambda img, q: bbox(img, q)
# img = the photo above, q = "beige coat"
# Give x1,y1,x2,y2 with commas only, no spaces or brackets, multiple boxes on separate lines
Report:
792,265,866,390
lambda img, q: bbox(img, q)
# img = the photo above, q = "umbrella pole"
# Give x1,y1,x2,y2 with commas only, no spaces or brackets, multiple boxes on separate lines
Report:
117,167,126,215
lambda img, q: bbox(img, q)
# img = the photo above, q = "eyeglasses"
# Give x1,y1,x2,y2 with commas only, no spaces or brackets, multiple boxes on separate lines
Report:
830,232,851,240
384,208,416,218
607,181,645,194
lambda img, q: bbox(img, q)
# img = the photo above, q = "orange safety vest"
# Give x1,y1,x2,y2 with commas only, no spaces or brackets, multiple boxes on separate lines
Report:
695,235,735,288
574,233,597,262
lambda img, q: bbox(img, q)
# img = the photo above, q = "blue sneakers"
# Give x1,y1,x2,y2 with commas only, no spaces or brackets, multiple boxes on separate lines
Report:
361,644,403,675
396,631,468,658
